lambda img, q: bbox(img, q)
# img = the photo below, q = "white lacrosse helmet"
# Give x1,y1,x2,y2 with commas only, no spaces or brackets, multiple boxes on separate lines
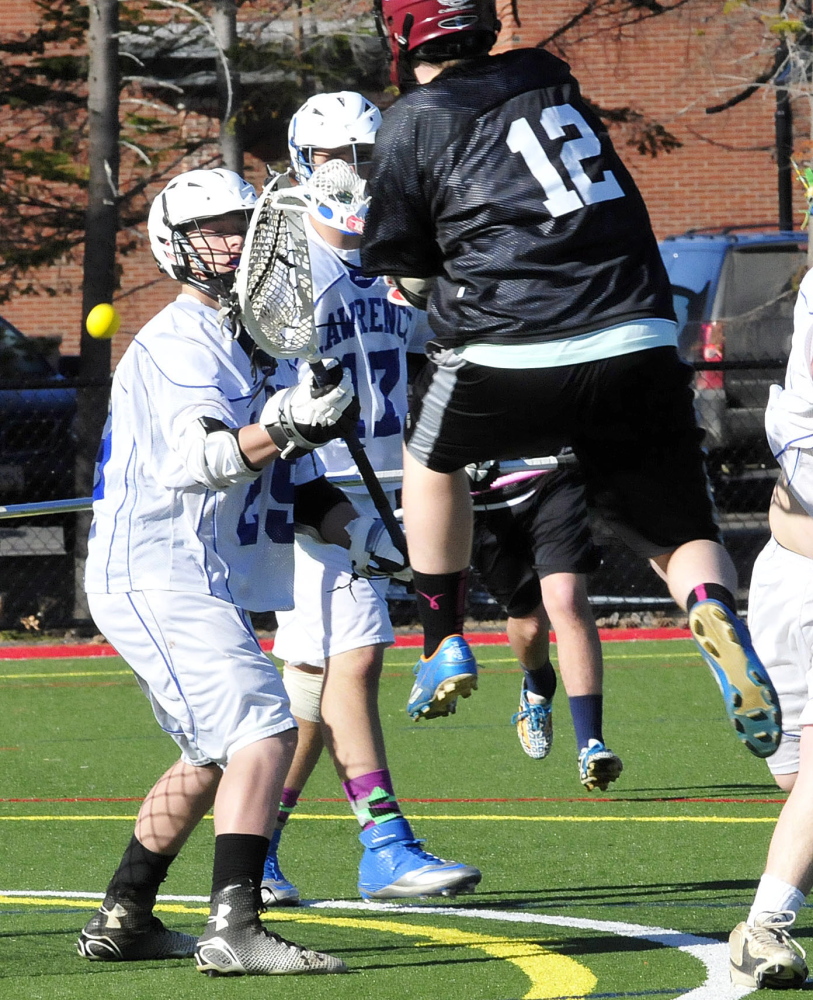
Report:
288,91,381,184
148,168,257,294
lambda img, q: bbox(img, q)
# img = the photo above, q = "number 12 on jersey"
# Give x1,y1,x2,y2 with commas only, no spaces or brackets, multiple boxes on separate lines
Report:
507,103,624,219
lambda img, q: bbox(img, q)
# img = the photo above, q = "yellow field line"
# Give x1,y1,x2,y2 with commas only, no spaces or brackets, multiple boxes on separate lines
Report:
0,813,777,823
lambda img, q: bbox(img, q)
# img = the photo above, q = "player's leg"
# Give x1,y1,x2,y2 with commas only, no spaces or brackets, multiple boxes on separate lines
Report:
81,590,345,975
574,346,781,759
261,664,325,906
510,469,621,788
320,636,480,901
650,536,781,758
403,354,568,720
728,539,813,987
401,448,480,717
729,731,812,989
197,729,345,977
540,572,622,791
470,499,555,758
78,756,220,962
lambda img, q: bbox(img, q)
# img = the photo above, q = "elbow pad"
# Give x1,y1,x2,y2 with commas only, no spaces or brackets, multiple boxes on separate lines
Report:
179,417,261,491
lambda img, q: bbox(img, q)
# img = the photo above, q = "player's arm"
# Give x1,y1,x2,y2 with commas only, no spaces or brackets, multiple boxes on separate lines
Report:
294,476,409,580
176,359,357,490
769,473,813,560
361,107,442,280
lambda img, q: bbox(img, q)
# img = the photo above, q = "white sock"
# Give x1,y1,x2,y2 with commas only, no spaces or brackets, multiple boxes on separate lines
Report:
747,874,806,925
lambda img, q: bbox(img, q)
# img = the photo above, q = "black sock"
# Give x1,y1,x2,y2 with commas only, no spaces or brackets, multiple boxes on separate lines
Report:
211,833,270,896
413,569,469,657
523,661,557,700
686,583,737,614
106,834,176,904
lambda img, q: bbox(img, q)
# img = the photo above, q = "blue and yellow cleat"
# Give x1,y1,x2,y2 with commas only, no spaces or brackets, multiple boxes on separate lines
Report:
512,682,553,760
406,634,478,720
688,599,781,758
358,817,481,901
578,739,623,791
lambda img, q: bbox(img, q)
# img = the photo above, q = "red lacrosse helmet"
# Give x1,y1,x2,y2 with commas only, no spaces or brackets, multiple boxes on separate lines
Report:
374,0,501,88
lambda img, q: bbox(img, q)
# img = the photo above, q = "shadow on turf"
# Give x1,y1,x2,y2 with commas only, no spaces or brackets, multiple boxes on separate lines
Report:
445,879,768,911
620,783,784,799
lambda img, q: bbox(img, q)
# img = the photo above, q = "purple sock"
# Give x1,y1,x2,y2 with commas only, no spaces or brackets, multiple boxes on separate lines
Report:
276,786,300,831
343,768,403,830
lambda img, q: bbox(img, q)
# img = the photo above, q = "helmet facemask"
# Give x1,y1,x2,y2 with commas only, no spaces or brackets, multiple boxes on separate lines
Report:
169,209,252,302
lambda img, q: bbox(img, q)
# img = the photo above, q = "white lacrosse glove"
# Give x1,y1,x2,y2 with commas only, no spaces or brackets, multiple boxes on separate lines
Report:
347,514,411,582
261,359,358,460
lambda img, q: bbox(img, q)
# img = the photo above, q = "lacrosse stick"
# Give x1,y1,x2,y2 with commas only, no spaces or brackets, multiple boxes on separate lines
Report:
234,164,408,561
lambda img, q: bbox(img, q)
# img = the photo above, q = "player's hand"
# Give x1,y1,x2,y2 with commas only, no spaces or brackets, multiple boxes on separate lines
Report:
347,513,411,582
261,359,357,460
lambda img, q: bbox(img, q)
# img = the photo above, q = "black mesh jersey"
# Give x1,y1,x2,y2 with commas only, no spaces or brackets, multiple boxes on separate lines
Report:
361,48,675,349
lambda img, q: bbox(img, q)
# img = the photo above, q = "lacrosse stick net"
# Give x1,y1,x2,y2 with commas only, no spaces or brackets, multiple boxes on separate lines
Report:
233,163,408,561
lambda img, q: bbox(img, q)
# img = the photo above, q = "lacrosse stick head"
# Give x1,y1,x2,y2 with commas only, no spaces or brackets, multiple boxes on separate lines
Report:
234,184,319,360
374,0,500,87
302,158,370,235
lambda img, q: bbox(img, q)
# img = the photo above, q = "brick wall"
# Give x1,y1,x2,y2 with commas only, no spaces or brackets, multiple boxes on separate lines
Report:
2,0,806,363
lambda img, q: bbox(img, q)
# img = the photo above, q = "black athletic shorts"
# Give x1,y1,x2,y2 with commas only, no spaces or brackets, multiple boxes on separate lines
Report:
406,345,720,559
471,468,601,618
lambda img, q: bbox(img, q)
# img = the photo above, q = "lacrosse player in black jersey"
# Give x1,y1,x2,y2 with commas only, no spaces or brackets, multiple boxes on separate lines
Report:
361,0,782,761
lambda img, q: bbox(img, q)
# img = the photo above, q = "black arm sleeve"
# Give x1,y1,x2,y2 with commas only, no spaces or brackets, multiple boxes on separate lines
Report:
294,476,348,531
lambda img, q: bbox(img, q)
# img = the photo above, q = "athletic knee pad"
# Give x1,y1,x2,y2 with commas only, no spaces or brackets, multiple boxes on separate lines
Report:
283,664,324,723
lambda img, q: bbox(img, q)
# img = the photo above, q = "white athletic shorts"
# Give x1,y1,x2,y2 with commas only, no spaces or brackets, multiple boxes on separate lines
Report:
272,494,394,668
748,537,813,775
87,590,296,767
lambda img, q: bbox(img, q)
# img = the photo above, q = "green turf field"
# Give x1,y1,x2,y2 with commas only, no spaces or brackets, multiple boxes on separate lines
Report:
0,639,801,998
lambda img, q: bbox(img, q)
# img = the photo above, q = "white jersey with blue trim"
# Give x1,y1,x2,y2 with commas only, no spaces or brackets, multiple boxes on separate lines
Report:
302,222,431,490
765,267,813,516
84,293,319,612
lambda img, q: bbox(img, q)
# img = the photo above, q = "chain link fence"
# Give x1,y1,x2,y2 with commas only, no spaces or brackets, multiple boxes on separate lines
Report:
0,356,785,632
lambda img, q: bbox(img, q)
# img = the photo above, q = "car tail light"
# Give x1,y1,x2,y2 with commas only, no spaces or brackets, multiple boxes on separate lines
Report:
697,321,724,390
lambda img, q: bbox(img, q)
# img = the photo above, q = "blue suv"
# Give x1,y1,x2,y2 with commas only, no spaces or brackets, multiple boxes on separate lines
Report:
658,227,808,468
0,314,76,506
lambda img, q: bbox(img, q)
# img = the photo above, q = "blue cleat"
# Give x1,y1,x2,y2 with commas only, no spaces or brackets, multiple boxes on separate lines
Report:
406,634,478,720
578,739,623,791
688,599,781,758
512,682,553,759
260,830,300,907
358,817,481,901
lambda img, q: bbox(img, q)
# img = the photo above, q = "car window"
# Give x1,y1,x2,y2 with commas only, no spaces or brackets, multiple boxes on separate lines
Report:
717,246,806,320
0,317,56,379
714,246,807,362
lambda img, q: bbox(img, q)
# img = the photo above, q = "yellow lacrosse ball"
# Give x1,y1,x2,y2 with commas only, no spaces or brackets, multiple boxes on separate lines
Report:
86,303,121,340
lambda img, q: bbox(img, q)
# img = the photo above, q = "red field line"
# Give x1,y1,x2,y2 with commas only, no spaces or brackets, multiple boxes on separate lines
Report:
0,794,785,805
0,628,692,660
